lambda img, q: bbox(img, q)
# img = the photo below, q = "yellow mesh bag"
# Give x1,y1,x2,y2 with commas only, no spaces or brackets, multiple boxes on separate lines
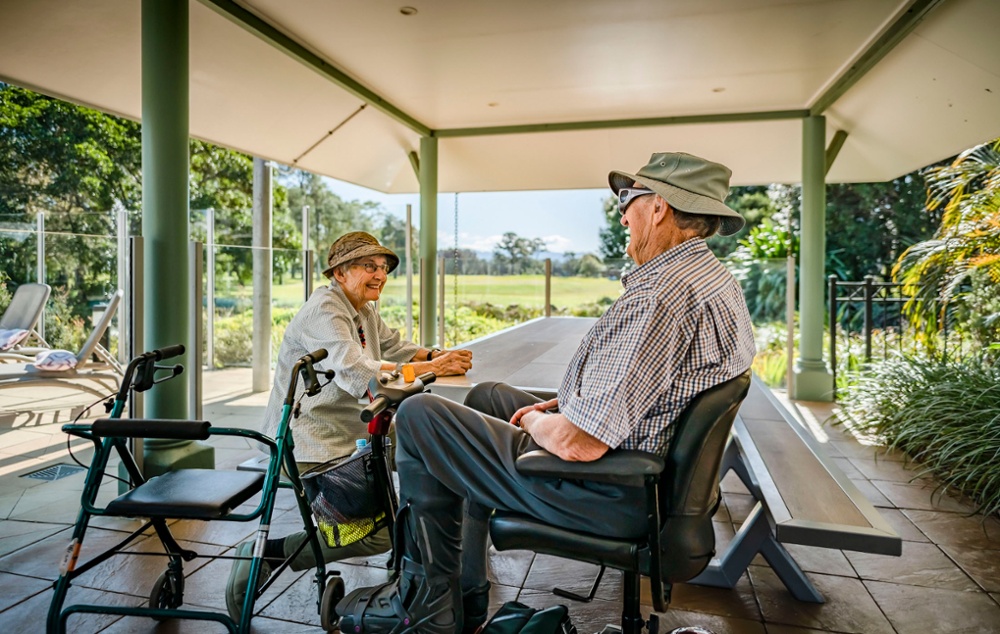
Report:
301,445,390,548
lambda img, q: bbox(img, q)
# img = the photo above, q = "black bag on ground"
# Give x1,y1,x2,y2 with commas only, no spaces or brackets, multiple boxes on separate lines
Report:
481,601,577,634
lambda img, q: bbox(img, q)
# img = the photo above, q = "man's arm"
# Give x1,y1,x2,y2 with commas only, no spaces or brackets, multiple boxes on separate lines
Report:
519,410,609,462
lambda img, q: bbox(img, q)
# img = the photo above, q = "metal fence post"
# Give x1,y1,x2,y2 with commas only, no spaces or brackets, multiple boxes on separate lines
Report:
36,211,45,341
117,207,129,363
190,241,203,419
544,258,552,317
941,299,949,362
406,204,413,341
303,249,313,302
828,275,838,400
302,205,310,302
438,255,446,347
206,207,215,370
863,275,874,362
123,235,144,488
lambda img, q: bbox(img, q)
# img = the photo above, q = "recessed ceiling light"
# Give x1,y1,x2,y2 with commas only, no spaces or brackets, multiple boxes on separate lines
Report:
400,6,417,16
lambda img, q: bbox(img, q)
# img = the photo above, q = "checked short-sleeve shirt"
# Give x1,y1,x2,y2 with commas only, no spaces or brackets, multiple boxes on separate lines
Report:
261,283,419,463
557,238,755,456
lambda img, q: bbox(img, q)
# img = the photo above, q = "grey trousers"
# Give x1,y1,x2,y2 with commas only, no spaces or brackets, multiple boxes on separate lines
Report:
394,382,648,579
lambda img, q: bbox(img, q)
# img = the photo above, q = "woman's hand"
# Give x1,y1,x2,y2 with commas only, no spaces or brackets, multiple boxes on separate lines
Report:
428,349,473,376
510,398,558,427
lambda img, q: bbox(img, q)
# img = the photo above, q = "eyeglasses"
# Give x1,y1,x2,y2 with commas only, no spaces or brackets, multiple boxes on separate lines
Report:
617,187,655,215
353,262,391,274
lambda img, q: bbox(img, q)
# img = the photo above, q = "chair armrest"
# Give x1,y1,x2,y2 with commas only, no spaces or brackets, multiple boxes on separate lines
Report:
515,449,664,487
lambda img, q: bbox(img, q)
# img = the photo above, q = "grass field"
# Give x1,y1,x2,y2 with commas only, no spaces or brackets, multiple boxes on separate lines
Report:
237,274,624,310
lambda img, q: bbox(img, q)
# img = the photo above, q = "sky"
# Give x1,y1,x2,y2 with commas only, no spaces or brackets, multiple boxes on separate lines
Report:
321,177,613,256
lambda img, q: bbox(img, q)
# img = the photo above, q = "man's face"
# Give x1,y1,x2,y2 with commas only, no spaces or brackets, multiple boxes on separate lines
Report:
620,182,657,264
334,256,389,307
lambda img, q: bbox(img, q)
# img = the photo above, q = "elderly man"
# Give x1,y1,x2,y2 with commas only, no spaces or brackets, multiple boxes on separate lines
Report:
337,153,756,634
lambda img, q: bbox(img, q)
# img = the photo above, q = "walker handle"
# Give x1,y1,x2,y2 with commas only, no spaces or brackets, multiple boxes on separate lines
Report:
151,344,185,361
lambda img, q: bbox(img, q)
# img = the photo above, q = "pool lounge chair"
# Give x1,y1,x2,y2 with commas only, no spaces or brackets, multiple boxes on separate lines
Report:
0,290,124,398
0,283,51,362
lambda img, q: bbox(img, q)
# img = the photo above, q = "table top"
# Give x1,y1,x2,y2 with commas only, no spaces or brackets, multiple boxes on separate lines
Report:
431,317,596,400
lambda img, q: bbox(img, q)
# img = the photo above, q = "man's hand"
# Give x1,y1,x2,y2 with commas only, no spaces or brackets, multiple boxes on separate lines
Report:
510,398,557,427
517,409,609,462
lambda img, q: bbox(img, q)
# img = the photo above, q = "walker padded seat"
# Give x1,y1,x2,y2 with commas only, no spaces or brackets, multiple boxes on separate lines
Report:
489,370,752,633
106,470,266,520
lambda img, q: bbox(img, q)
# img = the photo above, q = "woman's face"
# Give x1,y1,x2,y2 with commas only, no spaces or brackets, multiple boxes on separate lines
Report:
333,256,390,309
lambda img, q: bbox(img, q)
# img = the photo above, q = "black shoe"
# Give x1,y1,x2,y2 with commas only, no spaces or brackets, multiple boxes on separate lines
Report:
462,581,491,634
337,558,462,634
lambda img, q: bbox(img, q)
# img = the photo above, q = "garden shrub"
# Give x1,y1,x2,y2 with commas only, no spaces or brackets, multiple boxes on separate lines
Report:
212,306,296,367
839,355,1000,518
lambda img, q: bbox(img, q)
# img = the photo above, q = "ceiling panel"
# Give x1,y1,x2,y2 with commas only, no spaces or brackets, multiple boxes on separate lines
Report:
0,0,997,192
243,0,901,127
189,1,369,164
826,0,1000,182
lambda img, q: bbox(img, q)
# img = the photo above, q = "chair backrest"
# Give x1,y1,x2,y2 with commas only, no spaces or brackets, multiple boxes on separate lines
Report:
0,283,51,331
655,369,752,582
75,290,123,368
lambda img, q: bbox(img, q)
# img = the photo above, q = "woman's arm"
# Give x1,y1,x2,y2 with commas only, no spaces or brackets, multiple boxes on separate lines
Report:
398,349,473,377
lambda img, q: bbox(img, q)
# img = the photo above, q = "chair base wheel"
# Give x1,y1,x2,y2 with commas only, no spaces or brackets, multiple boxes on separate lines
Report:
321,574,345,631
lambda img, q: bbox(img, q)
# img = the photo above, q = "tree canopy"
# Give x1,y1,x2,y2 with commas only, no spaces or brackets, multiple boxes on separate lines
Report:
0,84,390,341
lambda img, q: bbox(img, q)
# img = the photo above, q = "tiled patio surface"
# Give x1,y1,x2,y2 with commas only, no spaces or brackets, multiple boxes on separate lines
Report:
1,369,999,633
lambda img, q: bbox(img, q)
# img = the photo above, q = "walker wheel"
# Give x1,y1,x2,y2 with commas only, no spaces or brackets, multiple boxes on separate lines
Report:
321,575,346,631
149,569,185,618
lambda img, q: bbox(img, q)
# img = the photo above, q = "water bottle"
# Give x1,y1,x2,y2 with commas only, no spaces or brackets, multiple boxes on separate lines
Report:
352,438,367,456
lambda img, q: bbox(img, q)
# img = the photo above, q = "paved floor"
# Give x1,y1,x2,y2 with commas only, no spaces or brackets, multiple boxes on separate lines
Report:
1,368,999,633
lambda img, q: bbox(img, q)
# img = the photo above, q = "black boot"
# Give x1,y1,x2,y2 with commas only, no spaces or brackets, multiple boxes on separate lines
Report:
337,555,462,634
337,502,464,634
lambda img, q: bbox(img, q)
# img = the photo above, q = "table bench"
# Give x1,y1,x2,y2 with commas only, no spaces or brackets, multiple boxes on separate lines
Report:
688,377,901,602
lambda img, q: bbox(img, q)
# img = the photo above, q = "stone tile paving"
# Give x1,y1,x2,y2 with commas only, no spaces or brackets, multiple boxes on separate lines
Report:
0,370,998,633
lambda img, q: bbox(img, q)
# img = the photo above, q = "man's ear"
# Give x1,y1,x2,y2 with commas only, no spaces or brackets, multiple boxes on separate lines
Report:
652,198,671,225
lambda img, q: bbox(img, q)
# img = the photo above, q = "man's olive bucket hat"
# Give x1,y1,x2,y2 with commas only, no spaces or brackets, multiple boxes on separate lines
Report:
609,152,746,236
322,231,400,279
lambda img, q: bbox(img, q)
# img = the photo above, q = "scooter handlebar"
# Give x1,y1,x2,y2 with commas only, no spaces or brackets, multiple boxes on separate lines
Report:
361,394,389,423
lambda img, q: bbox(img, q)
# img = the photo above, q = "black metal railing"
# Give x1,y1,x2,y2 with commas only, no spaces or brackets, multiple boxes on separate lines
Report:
828,275,970,397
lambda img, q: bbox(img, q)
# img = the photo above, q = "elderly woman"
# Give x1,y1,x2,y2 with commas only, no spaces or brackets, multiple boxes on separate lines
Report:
226,231,472,622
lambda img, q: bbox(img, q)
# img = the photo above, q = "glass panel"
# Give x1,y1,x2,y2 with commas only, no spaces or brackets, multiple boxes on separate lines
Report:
0,210,128,359
209,244,254,368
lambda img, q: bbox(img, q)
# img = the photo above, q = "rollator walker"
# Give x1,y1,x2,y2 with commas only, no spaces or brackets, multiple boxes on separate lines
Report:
47,343,437,633
47,345,335,633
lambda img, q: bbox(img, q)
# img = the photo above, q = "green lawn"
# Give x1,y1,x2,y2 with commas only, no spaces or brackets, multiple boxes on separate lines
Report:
256,274,623,310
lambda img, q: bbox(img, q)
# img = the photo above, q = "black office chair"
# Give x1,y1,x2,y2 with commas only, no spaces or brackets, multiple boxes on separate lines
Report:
489,369,752,634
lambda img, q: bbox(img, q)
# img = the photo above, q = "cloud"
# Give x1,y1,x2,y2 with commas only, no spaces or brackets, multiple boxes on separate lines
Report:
438,231,505,252
540,235,574,253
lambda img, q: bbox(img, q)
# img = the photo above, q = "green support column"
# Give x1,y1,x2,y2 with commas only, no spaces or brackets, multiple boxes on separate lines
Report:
419,136,438,347
140,0,214,475
792,116,835,401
